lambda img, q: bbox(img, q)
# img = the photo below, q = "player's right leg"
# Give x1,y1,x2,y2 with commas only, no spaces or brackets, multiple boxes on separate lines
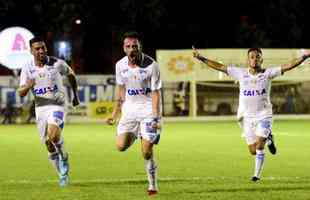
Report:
116,116,139,151
47,123,69,186
251,118,273,181
251,136,266,182
116,133,136,151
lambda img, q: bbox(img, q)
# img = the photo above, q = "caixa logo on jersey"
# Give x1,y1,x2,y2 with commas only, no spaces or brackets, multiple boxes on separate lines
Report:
243,88,266,96
128,88,151,96
33,85,58,95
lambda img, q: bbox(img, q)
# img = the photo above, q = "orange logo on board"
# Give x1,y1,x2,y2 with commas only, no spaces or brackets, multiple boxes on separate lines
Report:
168,56,194,74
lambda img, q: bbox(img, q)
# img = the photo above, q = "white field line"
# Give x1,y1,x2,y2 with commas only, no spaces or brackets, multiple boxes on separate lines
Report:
2,176,308,184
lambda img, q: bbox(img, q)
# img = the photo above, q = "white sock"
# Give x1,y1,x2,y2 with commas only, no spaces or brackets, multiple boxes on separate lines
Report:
48,152,60,173
144,157,158,191
254,149,265,178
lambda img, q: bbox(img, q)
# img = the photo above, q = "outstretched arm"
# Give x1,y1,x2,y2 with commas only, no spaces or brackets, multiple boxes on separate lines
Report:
281,52,310,73
192,46,228,74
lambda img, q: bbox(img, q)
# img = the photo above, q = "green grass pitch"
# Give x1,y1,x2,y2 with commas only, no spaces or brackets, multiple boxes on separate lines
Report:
0,120,309,200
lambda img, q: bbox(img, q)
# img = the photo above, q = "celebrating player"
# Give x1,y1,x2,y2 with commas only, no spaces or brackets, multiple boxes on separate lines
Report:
106,31,162,195
18,37,79,186
193,46,310,181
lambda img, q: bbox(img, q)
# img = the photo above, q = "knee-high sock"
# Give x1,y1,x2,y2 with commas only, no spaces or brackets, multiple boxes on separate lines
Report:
254,149,265,178
48,152,60,173
144,157,158,191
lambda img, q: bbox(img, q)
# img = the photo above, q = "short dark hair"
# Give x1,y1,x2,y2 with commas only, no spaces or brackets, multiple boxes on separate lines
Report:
122,31,141,41
29,36,45,47
248,48,262,55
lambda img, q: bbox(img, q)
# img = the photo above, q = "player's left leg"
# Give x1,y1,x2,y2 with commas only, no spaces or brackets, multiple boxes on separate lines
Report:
140,118,161,196
46,108,69,187
141,139,158,196
47,123,69,187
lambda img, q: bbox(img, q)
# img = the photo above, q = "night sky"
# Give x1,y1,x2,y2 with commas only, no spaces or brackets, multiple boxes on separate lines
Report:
0,0,309,74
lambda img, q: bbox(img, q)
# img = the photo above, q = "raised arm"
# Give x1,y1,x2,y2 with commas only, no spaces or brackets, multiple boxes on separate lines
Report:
281,52,310,73
192,46,228,74
106,85,125,125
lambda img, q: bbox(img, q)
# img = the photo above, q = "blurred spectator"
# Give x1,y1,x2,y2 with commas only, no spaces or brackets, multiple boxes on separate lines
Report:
284,87,296,113
173,82,186,116
1,100,15,124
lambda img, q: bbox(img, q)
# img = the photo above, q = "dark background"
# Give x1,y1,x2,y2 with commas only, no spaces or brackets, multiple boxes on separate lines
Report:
0,0,309,74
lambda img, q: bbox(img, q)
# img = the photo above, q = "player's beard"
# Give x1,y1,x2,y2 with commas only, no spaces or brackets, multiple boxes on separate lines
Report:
38,54,47,64
128,51,141,65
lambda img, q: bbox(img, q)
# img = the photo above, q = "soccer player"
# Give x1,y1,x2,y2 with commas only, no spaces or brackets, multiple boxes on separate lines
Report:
106,31,162,195
18,37,79,186
192,47,310,181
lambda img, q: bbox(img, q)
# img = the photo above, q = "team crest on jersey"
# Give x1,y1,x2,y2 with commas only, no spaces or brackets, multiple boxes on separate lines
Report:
250,80,257,85
38,72,46,78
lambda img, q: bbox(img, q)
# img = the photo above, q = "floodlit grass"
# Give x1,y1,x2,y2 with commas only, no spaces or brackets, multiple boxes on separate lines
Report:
0,120,309,200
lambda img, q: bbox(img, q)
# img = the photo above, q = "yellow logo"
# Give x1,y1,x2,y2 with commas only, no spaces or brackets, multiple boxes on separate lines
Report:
168,56,194,74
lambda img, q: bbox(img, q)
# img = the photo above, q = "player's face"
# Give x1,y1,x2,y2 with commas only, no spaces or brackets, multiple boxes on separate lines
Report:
123,37,142,64
247,50,263,69
31,41,47,62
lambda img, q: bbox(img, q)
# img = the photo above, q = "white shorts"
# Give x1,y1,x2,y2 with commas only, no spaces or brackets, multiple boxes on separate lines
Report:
117,115,161,144
35,105,65,143
238,117,272,145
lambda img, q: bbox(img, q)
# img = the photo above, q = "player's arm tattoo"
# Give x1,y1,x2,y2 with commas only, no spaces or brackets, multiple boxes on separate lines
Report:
111,85,125,119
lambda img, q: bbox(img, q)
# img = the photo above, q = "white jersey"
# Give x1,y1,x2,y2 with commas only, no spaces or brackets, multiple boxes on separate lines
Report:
115,54,162,112
227,66,282,119
19,56,70,107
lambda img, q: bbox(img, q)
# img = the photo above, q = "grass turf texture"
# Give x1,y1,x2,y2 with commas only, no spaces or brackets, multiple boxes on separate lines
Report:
0,120,309,200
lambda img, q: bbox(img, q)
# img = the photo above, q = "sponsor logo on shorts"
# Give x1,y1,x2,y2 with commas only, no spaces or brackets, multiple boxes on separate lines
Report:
53,111,64,120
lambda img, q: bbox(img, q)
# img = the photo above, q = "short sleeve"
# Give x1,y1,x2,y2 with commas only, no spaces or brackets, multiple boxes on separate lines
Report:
19,66,29,86
115,63,124,85
151,62,162,91
227,65,243,80
56,59,71,75
266,66,282,79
